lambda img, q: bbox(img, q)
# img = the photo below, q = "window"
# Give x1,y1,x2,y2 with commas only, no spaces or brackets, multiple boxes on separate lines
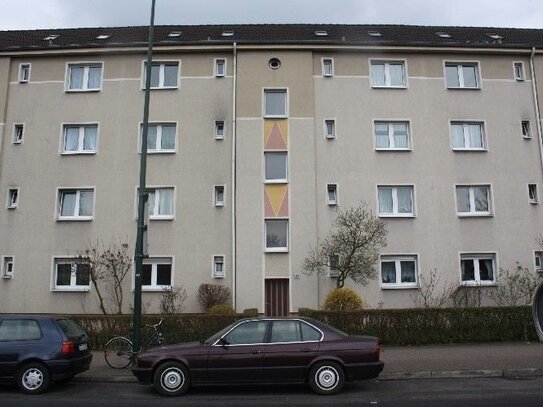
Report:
62,124,98,154
145,61,179,89
378,186,414,217
264,89,287,117
529,184,539,204
215,120,225,140
460,254,496,284
322,58,334,77
265,152,288,182
213,256,225,278
0,319,41,341
19,63,30,83
67,63,102,91
53,259,90,290
141,123,176,153
7,188,18,209
535,251,543,272
224,321,268,345
370,61,406,87
522,121,531,139
300,321,322,341
265,219,288,251
13,124,24,144
456,185,492,216
380,255,418,288
1,256,14,279
327,184,337,206
445,62,479,89
142,258,172,290
514,62,525,81
271,320,301,343
58,189,94,220
329,254,339,278
374,121,410,150
147,188,174,219
450,122,485,150
215,58,226,77
324,119,336,139
214,185,225,207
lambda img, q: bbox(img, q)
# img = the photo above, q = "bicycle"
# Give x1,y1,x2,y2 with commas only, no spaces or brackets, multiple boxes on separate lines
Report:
104,318,164,369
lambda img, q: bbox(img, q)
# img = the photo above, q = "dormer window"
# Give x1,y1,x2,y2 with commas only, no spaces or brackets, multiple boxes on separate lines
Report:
43,35,59,41
436,32,451,38
315,31,328,37
95,34,111,40
487,33,503,40
221,31,234,37
168,31,182,37
367,31,382,37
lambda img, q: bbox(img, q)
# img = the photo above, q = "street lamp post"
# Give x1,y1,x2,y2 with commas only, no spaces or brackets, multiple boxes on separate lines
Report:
133,0,156,353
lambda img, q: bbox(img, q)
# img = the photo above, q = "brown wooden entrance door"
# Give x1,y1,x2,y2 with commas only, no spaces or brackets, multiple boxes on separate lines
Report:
265,279,289,316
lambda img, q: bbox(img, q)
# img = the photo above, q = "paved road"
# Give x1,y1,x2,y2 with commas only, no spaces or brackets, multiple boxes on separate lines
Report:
1,376,543,406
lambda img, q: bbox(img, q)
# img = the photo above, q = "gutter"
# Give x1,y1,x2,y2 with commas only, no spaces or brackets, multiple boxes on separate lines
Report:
231,42,237,310
530,47,543,181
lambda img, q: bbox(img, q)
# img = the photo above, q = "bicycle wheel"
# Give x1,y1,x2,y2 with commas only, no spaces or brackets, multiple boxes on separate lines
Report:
104,337,134,369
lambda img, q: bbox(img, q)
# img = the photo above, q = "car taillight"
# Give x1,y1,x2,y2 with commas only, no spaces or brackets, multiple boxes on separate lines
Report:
374,343,381,360
61,340,77,354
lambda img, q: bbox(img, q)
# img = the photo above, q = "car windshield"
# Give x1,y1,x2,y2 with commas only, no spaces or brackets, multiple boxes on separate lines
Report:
203,321,240,344
56,318,86,339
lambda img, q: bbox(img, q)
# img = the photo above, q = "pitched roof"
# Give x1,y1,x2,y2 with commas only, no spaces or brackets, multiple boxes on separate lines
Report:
1,24,542,52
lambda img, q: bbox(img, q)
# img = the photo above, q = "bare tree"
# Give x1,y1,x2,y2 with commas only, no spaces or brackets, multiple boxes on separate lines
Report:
160,286,188,314
302,203,387,288
74,240,132,315
451,283,488,308
489,263,542,306
411,268,457,308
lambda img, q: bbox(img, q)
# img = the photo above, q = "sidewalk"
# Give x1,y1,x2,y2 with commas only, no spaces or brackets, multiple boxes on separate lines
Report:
76,341,543,383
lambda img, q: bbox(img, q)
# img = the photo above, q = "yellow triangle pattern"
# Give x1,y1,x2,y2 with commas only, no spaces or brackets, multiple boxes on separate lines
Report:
264,119,288,148
265,184,288,216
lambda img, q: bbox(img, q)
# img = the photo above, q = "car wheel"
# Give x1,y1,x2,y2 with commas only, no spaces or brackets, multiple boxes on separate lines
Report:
154,362,190,396
16,362,51,395
309,361,344,395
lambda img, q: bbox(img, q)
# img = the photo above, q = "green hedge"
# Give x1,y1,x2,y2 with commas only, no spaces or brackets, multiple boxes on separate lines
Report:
72,312,256,350
298,306,538,345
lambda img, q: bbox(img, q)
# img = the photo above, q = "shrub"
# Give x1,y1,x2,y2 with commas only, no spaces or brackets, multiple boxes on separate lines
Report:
207,303,235,315
159,286,188,314
323,288,364,311
243,308,259,316
197,283,231,312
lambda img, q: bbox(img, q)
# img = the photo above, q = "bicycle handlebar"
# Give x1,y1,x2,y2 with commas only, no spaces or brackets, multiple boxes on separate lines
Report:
144,318,163,330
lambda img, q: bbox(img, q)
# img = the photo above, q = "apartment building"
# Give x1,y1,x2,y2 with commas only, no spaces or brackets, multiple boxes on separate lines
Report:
1,25,542,315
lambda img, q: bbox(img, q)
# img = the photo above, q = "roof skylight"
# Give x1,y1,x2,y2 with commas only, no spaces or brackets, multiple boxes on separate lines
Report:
43,35,59,41
436,32,451,38
487,33,503,40
315,30,328,37
221,31,234,37
168,31,182,37
367,30,382,37
96,34,111,40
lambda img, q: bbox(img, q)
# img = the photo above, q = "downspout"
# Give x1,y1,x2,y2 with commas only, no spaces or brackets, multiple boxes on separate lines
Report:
530,47,543,180
231,42,237,310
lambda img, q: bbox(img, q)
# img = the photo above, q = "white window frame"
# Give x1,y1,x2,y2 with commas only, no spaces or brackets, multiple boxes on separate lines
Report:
455,184,493,217
522,121,532,139
214,185,225,207
141,257,173,291
326,183,338,206
263,88,288,118
56,188,95,221
324,119,336,139
18,63,31,83
534,251,543,272
7,187,19,209
212,255,225,279
1,256,14,279
214,120,225,140
61,123,99,154
459,253,497,286
528,184,539,204
444,61,481,89
13,123,24,144
513,61,525,81
380,254,418,289
322,58,334,77
51,257,90,292
139,122,177,153
65,62,103,92
265,219,289,252
215,58,226,77
369,59,407,88
373,120,412,150
450,121,486,151
377,185,415,217
142,60,180,90
264,152,288,183
143,186,175,220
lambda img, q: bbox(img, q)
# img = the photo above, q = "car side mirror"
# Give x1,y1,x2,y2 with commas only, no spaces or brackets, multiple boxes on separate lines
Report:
219,337,229,348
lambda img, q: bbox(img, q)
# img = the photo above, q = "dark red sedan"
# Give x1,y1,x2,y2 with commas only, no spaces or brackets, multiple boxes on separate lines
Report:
132,317,383,396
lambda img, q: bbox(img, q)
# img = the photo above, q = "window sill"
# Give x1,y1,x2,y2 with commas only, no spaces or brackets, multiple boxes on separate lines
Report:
142,286,172,292
144,86,179,91
149,216,174,221
452,148,487,152
460,281,497,287
144,150,177,154
214,136,225,140
52,287,90,292
378,214,415,218
375,148,412,152
215,203,224,207
381,284,419,290
265,248,289,253
265,180,288,184
457,213,493,218
7,206,17,210
530,200,539,205
213,274,225,279
371,85,407,89
65,89,101,93
446,86,481,90
57,216,94,221
264,115,288,119
61,151,97,155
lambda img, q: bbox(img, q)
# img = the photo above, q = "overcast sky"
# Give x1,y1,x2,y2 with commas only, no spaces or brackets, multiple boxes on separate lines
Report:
1,0,543,30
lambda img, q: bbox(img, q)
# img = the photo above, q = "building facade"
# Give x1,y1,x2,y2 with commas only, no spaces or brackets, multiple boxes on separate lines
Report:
1,25,543,314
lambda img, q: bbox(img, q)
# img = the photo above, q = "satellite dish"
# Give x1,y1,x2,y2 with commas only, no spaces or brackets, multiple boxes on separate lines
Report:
533,282,543,342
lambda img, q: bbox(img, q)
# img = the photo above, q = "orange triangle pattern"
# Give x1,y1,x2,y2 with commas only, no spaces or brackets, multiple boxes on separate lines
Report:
264,120,288,150
264,184,289,217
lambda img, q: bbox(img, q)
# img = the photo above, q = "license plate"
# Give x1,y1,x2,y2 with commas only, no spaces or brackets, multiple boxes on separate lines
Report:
79,343,88,351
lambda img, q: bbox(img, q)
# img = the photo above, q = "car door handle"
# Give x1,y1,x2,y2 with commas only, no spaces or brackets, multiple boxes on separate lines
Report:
251,350,261,354
299,348,312,353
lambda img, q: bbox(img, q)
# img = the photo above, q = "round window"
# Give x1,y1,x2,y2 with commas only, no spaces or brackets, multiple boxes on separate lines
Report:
268,58,281,70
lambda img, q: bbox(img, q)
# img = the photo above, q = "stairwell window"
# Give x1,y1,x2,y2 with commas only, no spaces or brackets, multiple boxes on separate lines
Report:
264,89,287,118
329,255,339,278
513,62,525,81
324,119,336,139
215,120,225,140
213,256,225,278
322,58,334,77
215,58,226,77
265,219,289,251
327,184,338,206
19,63,30,83
66,63,102,91
265,152,288,183
214,185,225,207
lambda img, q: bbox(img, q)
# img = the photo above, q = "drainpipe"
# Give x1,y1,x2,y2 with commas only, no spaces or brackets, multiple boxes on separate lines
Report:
231,42,238,310
530,47,543,180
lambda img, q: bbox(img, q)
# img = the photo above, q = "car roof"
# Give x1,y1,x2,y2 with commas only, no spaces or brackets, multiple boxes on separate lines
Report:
0,314,64,320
